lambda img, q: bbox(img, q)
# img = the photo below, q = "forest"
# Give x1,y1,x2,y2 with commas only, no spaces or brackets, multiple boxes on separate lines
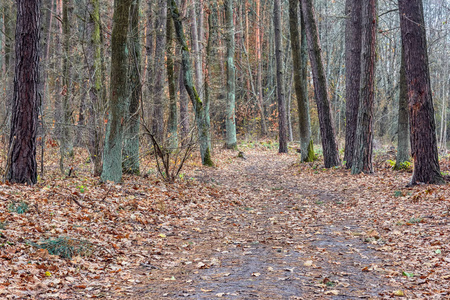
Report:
0,0,449,298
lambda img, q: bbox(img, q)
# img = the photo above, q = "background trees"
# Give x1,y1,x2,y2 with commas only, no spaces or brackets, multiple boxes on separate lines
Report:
1,0,449,184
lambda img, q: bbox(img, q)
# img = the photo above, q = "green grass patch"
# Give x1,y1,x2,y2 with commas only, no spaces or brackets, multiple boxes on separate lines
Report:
32,236,93,259
8,201,29,214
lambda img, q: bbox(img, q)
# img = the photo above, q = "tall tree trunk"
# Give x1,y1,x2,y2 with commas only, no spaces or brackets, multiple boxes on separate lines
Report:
123,0,141,175
395,46,410,168
145,1,155,124
289,0,314,161
398,0,443,184
166,0,178,150
170,0,213,166
190,0,204,99
101,0,132,183
273,0,287,153
351,0,377,174
343,0,362,169
152,0,167,143
255,0,267,136
7,0,40,185
60,0,74,174
300,0,340,168
85,0,104,176
225,0,237,149
3,2,14,134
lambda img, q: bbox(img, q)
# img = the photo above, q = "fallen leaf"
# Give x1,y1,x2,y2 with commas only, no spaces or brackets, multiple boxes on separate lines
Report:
304,260,313,267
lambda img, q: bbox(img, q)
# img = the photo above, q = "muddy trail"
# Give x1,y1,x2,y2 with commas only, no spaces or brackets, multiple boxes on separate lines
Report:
132,152,397,299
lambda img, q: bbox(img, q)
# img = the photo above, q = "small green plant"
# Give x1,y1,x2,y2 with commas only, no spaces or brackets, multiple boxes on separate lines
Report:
77,185,86,193
408,217,423,224
315,200,324,205
394,190,403,197
389,160,412,171
0,221,7,230
32,236,93,259
8,201,29,214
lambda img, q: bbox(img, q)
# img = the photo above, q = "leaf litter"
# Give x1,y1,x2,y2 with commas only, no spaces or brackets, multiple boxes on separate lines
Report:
0,146,448,299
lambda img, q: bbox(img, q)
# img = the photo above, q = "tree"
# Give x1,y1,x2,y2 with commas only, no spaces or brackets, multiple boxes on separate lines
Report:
300,0,340,168
343,0,362,169
274,0,287,153
398,0,444,184
123,0,141,175
85,0,104,176
170,0,213,166
166,1,178,150
101,0,132,183
288,0,314,162
351,0,377,174
225,0,237,149
394,47,410,169
6,0,40,184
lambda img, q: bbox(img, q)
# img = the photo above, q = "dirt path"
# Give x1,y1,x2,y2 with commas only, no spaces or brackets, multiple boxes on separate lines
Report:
131,152,396,299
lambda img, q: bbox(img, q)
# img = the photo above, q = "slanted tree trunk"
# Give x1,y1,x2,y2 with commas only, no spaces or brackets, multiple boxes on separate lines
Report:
300,0,340,168
123,0,141,175
166,2,178,150
289,0,314,161
351,0,377,174
225,0,237,149
152,0,167,143
7,0,40,185
170,0,213,166
395,47,410,169
274,0,288,153
343,0,362,169
85,0,104,176
101,0,132,183
398,0,443,184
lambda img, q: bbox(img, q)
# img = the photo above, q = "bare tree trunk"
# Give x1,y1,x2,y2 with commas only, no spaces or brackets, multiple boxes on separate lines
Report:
351,0,377,174
399,0,443,185
170,0,213,166
255,0,267,136
152,0,167,143
7,0,40,185
300,0,340,168
101,0,132,183
273,0,287,153
343,0,362,169
225,0,237,149
395,46,410,168
289,0,314,161
123,0,141,175
166,0,178,150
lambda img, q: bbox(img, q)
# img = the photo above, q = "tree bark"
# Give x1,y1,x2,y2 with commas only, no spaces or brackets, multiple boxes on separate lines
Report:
101,0,132,183
289,0,314,161
225,0,237,149
123,0,141,175
85,0,104,176
7,0,40,185
152,0,167,143
395,46,410,168
398,0,443,184
255,0,267,136
166,0,178,150
274,0,288,153
351,0,377,174
343,0,362,169
300,0,340,167
170,0,213,166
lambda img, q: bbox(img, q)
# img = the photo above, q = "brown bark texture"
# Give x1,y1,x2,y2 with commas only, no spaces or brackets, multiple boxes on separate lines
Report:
343,0,362,169
351,0,377,174
398,0,443,184
300,0,340,168
7,0,41,185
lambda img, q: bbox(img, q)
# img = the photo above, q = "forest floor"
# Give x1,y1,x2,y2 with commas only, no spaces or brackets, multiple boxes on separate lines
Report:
0,143,449,299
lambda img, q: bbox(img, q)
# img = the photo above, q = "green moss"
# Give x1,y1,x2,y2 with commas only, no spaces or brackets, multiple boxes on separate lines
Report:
203,147,214,167
303,140,317,162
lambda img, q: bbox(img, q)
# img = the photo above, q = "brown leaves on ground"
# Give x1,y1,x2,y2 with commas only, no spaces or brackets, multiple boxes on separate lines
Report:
0,146,448,299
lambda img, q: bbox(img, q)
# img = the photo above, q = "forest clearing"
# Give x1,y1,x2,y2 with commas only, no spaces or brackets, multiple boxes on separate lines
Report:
0,145,448,299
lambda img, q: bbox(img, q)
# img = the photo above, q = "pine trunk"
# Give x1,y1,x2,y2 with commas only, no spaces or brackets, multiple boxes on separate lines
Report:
351,0,377,174
7,0,40,185
343,0,362,168
398,0,443,184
